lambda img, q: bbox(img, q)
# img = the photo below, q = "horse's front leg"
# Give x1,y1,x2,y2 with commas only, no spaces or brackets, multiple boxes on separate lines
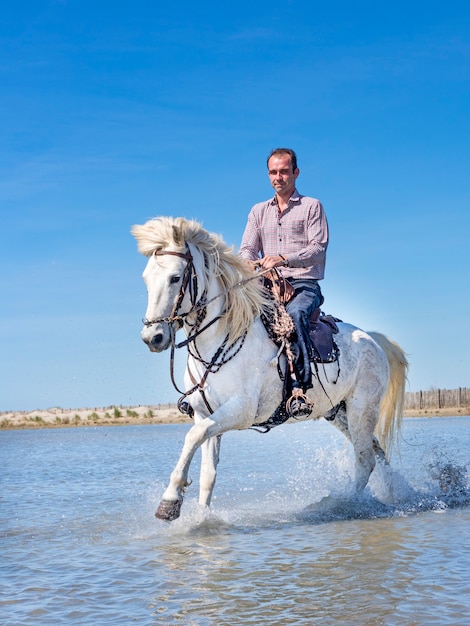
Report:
199,434,222,509
156,420,210,521
155,401,252,521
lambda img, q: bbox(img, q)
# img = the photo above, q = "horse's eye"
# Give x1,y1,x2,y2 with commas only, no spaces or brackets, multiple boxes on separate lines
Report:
170,275,181,285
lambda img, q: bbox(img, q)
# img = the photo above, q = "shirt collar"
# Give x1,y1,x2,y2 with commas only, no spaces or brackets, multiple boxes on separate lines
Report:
270,188,301,206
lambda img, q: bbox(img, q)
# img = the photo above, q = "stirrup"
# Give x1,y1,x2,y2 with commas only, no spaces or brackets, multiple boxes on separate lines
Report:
285,388,313,418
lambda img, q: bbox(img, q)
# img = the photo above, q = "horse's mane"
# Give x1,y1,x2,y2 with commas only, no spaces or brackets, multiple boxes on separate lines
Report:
131,216,274,343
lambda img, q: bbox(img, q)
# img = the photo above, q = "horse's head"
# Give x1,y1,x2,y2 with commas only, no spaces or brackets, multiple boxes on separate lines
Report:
132,218,200,353
140,247,194,351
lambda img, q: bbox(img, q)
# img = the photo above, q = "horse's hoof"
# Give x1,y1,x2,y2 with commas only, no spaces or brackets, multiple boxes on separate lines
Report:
155,499,182,521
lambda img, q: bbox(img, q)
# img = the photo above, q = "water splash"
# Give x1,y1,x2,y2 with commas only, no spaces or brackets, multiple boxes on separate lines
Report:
427,448,468,505
152,450,470,534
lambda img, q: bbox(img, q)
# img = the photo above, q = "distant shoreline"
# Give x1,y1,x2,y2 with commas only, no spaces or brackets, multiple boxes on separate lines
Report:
1,404,468,430
0,405,191,430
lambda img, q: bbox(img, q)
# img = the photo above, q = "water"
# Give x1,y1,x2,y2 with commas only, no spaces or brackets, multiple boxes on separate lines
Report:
1,417,469,625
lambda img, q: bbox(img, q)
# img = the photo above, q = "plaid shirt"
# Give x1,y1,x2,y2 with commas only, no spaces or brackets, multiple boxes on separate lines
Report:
239,189,328,280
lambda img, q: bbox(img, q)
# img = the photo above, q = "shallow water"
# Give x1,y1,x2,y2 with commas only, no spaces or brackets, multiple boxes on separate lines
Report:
1,417,469,625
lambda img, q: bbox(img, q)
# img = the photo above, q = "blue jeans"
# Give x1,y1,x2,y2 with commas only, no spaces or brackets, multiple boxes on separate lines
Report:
285,279,324,389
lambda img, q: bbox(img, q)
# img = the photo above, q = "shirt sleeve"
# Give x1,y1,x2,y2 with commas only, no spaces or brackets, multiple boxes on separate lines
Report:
239,208,262,260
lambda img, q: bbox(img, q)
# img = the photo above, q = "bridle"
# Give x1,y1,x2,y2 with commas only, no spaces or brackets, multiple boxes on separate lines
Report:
142,248,198,328
143,246,263,416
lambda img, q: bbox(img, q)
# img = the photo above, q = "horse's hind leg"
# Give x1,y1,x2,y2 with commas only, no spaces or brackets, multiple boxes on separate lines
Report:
326,401,380,493
347,404,382,493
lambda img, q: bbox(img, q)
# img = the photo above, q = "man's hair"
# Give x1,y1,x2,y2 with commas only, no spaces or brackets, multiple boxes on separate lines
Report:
266,148,298,172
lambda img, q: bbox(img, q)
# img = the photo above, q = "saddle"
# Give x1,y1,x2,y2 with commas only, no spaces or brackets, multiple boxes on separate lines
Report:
308,309,340,363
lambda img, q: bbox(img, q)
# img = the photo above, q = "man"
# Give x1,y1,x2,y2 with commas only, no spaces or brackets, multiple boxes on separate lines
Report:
239,148,329,417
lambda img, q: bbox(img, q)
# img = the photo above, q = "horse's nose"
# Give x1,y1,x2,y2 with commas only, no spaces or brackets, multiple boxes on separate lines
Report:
146,334,163,351
141,324,169,352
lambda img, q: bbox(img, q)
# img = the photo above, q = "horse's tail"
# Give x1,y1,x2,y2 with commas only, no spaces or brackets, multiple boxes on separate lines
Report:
368,332,409,457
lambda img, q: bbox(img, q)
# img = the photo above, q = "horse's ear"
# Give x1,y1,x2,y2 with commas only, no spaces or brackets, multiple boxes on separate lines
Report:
172,224,184,247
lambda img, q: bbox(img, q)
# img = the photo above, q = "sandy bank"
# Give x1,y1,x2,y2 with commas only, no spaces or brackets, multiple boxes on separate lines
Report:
0,405,192,430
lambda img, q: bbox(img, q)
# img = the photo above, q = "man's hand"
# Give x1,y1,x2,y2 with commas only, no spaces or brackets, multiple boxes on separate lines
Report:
259,255,286,269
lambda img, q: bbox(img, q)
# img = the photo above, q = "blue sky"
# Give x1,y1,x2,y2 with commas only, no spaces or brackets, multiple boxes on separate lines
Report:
1,1,469,411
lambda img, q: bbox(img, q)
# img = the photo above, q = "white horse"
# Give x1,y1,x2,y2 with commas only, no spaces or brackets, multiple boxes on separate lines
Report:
132,216,408,521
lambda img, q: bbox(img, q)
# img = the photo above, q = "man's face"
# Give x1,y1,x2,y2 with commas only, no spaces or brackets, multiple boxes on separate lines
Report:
267,154,299,196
